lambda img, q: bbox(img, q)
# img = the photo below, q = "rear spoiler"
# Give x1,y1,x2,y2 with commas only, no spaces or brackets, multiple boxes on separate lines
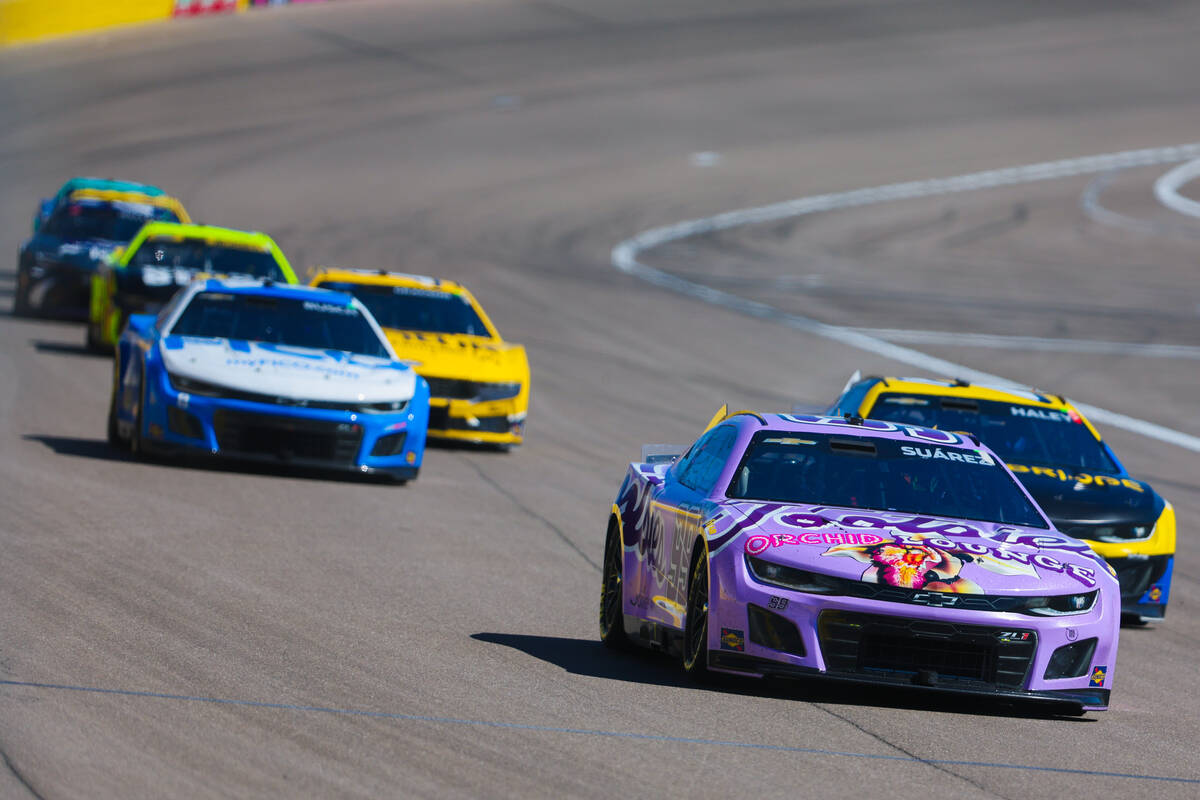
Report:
640,444,685,465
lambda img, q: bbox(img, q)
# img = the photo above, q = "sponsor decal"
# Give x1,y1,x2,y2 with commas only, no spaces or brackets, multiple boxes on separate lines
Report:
1007,463,1144,492
745,531,887,555
1010,406,1071,423
1090,666,1107,687
899,445,994,466
778,414,962,444
1149,586,1163,602
303,300,358,315
910,591,959,607
767,596,789,611
720,627,745,652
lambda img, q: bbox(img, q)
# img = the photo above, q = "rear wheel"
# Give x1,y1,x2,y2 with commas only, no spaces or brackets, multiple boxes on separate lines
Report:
13,281,31,317
599,518,629,649
86,321,105,352
682,549,710,679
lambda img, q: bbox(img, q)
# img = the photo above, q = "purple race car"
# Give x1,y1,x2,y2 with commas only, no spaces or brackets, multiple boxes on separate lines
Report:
599,409,1121,714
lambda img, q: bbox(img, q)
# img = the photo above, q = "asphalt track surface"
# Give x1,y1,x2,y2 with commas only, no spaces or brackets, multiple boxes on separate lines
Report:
2,2,1200,797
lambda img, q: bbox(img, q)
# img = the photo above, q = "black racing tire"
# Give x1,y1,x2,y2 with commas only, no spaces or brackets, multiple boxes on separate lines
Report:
106,358,128,451
13,283,31,317
599,516,630,650
128,363,146,457
682,547,710,680
86,321,106,353
106,393,123,450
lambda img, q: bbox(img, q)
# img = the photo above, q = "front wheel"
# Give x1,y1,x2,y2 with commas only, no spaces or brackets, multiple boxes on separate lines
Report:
128,363,146,457
682,550,710,679
599,518,629,649
13,282,31,317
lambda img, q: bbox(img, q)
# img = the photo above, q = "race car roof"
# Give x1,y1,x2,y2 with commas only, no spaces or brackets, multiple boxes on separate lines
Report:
310,266,466,294
719,410,987,450
66,188,191,223
860,377,1063,408
196,277,356,305
53,177,166,202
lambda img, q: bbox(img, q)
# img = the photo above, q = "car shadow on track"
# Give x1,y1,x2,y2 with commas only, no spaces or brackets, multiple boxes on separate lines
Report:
32,340,107,358
22,434,406,486
472,632,1094,720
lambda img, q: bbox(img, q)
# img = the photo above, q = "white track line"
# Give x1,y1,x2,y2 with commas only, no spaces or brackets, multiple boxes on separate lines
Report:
850,329,1200,360
612,142,1200,453
1154,157,1200,219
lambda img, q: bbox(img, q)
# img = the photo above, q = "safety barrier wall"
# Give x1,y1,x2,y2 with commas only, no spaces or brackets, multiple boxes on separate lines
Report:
1,0,328,47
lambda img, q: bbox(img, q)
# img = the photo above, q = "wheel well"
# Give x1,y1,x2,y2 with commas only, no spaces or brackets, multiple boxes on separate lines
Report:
608,512,623,550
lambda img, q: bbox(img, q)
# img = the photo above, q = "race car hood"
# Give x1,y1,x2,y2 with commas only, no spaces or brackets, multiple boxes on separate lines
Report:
714,502,1111,595
383,329,527,381
160,336,417,403
25,235,121,269
1008,466,1162,528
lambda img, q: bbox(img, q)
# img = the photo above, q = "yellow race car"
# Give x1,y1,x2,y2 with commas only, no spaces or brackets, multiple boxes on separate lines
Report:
828,374,1176,623
310,268,530,447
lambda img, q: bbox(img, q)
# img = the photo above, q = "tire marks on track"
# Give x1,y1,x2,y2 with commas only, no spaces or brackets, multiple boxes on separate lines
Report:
2,679,1198,785
611,142,1200,454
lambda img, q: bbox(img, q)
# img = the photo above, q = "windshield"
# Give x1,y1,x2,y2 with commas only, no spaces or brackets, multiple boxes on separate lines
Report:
41,201,178,242
130,239,285,281
866,394,1118,473
168,292,391,358
729,431,1047,528
317,281,490,337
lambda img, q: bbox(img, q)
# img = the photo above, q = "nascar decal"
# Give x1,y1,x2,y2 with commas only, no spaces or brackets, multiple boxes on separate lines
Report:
1008,464,1145,493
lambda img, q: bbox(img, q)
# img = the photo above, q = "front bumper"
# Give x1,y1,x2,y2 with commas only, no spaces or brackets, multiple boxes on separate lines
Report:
135,365,429,478
702,555,1119,712
18,259,93,319
426,395,526,445
1107,555,1172,620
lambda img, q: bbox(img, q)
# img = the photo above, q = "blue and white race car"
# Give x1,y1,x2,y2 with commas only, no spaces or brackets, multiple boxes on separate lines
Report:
108,278,429,482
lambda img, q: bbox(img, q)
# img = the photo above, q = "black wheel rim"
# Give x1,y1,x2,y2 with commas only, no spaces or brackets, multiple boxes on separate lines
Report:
600,529,622,636
684,556,708,669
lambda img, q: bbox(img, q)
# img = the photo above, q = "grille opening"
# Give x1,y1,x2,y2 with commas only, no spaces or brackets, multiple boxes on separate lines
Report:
370,431,408,457
1044,638,1097,680
748,604,806,657
167,407,204,440
213,410,362,465
818,611,1035,689
859,634,993,682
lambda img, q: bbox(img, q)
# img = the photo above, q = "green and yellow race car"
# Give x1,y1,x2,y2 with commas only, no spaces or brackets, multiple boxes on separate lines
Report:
87,222,297,351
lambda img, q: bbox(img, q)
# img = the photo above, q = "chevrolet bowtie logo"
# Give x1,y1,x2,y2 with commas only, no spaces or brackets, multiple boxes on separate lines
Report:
911,592,958,607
